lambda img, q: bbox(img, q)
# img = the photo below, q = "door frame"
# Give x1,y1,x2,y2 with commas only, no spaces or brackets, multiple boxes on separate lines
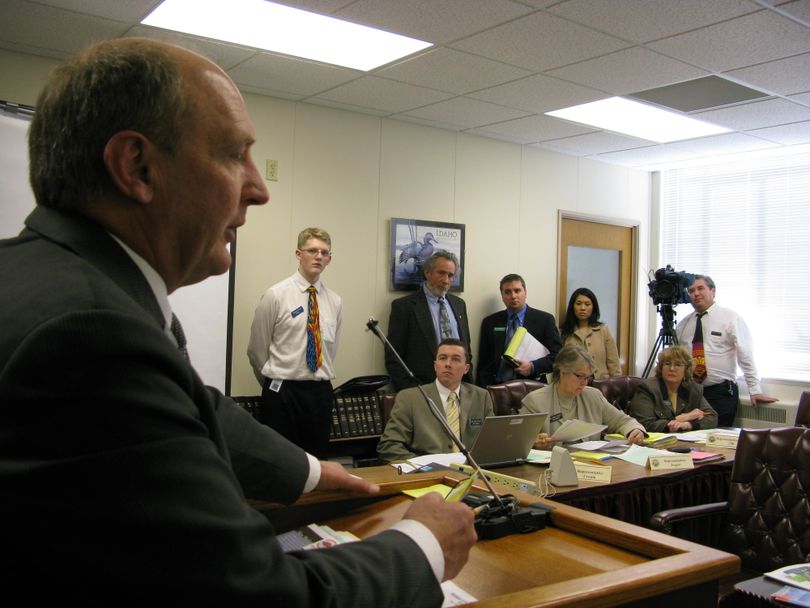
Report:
557,210,640,375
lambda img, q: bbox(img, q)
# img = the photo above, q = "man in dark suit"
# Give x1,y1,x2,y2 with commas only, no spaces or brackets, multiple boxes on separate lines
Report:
386,251,472,391
477,274,563,387
0,38,475,605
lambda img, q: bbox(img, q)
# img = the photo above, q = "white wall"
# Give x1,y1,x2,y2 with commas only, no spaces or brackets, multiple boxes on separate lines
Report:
0,48,653,397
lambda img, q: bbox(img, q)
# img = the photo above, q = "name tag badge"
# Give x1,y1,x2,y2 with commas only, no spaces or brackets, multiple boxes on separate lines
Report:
710,331,722,336
550,413,563,423
494,327,506,333
269,379,283,392
469,417,483,427
291,306,305,318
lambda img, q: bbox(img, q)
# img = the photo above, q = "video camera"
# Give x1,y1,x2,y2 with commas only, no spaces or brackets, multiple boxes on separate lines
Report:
647,265,695,306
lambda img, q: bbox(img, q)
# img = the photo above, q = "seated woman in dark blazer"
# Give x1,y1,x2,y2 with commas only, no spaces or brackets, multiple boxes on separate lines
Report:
629,345,718,432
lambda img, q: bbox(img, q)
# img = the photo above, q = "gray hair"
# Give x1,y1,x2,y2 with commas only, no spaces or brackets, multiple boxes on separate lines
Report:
689,274,716,290
422,251,460,275
551,344,595,383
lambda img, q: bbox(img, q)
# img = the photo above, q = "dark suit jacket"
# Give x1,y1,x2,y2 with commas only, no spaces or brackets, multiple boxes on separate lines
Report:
629,377,718,432
477,306,562,387
0,207,440,606
386,288,472,391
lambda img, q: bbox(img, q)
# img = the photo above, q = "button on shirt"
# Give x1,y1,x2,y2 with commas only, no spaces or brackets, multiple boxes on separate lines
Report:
247,271,342,383
675,303,762,395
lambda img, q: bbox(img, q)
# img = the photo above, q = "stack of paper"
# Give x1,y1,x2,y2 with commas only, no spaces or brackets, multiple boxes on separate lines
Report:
553,419,607,443
503,327,550,366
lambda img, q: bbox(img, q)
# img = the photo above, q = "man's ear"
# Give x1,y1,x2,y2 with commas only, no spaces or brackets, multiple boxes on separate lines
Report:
103,130,155,204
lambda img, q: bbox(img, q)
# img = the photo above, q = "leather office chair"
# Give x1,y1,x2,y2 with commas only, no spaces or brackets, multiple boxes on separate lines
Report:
381,393,397,428
651,427,810,601
591,375,643,413
794,391,810,427
486,379,545,416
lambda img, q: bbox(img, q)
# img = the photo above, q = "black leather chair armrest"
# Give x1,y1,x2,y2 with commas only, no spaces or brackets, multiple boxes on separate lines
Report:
650,501,729,534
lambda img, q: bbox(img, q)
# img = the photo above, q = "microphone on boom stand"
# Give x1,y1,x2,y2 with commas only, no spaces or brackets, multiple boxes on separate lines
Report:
365,317,549,540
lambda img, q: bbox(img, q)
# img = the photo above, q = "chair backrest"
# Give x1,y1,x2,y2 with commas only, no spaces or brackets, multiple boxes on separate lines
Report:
794,391,810,427
232,395,262,420
725,427,810,573
381,393,397,428
486,380,546,416
592,375,643,412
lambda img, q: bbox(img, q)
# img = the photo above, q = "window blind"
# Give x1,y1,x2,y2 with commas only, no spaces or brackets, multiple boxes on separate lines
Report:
661,152,810,382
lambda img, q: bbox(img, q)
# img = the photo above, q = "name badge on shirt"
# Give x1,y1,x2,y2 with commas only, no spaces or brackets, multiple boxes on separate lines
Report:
711,331,722,336
550,413,563,423
269,379,283,392
291,306,305,318
494,327,505,333
469,417,483,427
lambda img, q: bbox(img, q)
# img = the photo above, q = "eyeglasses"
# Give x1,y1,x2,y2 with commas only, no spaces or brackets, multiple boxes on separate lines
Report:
663,361,685,368
301,248,332,257
567,371,592,382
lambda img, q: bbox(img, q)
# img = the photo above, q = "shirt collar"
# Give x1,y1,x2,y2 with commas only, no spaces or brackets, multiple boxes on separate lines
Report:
435,379,461,403
507,305,528,322
294,270,322,292
108,232,172,331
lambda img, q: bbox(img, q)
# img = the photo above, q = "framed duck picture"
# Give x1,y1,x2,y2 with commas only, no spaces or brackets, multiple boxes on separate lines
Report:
389,217,465,292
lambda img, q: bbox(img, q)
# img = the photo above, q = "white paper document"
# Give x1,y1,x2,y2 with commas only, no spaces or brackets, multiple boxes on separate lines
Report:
503,326,550,362
552,419,607,443
526,449,552,464
442,580,477,606
614,444,670,467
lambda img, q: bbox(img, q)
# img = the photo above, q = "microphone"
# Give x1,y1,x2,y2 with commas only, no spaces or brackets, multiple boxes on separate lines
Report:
366,317,549,539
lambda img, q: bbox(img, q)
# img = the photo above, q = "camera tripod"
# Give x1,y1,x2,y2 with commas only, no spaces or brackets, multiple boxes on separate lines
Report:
643,304,680,377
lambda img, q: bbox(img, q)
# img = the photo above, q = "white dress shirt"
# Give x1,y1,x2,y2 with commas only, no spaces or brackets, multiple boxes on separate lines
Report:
676,303,762,395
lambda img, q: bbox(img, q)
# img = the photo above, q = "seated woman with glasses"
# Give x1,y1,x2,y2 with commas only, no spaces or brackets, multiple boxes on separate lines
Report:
629,345,718,433
522,345,645,449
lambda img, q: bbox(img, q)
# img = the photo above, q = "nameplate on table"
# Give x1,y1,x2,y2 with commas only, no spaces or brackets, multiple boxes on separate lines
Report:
574,461,612,483
705,432,738,449
647,453,694,471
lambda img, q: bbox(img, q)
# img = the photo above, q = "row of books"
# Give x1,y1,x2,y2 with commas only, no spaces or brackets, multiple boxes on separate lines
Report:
330,394,384,439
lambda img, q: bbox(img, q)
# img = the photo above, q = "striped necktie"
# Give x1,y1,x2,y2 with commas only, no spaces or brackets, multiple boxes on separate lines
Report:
306,286,322,372
446,391,460,437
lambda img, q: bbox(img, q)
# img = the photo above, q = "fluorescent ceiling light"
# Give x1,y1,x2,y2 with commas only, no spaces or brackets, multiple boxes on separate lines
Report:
143,0,432,71
546,97,731,143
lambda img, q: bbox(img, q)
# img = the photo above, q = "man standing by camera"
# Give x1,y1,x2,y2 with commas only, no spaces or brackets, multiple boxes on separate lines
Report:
676,275,776,426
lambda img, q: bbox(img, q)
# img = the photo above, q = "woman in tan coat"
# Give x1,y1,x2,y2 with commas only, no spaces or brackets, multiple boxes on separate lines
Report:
560,288,621,379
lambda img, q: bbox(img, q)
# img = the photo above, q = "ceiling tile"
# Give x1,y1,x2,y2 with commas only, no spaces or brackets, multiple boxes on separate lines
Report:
694,97,810,130
375,48,531,95
398,96,531,130
451,11,630,72
727,52,810,96
672,131,779,154
536,130,653,155
747,120,810,144
648,10,810,72
594,144,702,168
467,114,596,144
311,76,453,114
547,47,709,96
31,0,158,22
0,0,130,58
332,0,535,44
228,52,361,98
546,0,759,44
469,73,606,113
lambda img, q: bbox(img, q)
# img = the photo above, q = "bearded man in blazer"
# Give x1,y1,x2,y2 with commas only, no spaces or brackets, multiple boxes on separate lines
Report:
386,251,472,391
0,38,475,605
477,274,563,387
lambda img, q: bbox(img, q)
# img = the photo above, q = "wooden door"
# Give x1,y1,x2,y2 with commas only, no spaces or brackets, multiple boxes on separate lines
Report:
558,216,637,374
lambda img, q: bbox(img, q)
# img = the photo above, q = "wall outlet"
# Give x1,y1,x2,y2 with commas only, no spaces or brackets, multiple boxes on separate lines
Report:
266,159,279,181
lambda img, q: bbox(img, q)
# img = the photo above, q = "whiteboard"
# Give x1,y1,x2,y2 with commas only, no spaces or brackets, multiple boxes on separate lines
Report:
0,110,230,392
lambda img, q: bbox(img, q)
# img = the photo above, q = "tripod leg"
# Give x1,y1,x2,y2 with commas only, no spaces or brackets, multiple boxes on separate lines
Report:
643,334,664,378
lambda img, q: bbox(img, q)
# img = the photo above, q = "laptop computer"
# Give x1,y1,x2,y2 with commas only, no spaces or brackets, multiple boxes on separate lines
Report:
467,413,548,469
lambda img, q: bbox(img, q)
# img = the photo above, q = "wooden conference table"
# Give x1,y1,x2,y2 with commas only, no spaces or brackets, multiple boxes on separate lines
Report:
253,466,739,607
496,443,737,539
